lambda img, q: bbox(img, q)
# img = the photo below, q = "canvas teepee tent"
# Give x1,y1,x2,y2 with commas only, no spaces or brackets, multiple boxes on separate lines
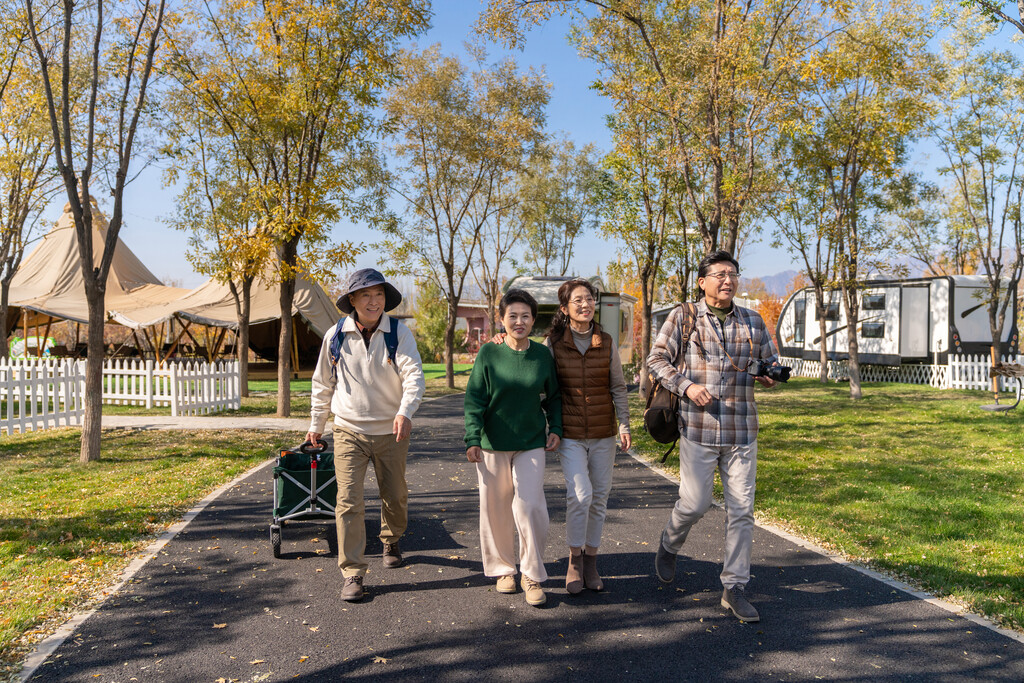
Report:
5,198,341,364
6,198,190,328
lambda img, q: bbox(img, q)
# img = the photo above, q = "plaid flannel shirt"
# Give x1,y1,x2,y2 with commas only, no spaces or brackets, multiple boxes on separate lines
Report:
647,300,779,446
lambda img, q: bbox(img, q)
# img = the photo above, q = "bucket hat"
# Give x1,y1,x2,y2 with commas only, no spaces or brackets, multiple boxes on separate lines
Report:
336,268,402,314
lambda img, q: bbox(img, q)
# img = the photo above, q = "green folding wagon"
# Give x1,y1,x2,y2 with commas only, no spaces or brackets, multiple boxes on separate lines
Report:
270,442,338,558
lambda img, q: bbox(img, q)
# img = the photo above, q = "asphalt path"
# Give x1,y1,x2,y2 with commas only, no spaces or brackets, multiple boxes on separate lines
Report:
27,394,1024,681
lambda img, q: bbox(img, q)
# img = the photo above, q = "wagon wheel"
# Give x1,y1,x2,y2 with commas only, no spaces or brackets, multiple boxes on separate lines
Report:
326,528,338,556
270,524,282,558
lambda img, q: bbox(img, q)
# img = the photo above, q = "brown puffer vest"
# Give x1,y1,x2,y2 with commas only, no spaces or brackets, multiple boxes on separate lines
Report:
551,322,617,440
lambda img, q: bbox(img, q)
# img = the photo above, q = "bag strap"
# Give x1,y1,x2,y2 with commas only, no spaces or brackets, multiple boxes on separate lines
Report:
659,440,678,463
658,302,696,463
328,317,402,379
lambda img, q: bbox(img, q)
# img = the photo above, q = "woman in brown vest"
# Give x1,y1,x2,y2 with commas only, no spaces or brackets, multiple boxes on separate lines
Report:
547,279,631,594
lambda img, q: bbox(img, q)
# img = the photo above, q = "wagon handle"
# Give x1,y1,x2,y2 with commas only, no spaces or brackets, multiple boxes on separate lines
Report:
298,440,328,454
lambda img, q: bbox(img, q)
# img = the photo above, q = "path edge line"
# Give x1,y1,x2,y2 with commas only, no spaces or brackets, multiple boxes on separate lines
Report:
627,449,1024,646
18,458,275,682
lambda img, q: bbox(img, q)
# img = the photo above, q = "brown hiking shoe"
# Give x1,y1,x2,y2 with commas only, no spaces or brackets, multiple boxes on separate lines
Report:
521,575,546,606
581,549,604,591
341,575,364,602
566,550,584,595
495,575,517,593
382,541,403,568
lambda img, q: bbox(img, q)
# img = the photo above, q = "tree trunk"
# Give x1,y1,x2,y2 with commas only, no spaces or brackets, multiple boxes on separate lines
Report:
230,278,253,398
815,287,828,384
80,285,106,463
0,285,10,361
990,338,1001,400
841,282,862,399
639,273,654,376
276,241,299,417
444,297,458,389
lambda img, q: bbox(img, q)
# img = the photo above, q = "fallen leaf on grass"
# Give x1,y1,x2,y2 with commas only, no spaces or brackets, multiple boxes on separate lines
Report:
249,660,265,665
373,656,389,664
299,656,309,663
213,623,227,629
309,626,319,632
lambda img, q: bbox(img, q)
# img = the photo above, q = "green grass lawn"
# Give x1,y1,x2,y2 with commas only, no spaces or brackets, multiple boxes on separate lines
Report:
0,429,297,678
629,378,1024,631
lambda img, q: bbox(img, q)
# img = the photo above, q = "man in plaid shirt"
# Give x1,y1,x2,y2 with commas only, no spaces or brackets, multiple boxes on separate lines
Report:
648,249,780,622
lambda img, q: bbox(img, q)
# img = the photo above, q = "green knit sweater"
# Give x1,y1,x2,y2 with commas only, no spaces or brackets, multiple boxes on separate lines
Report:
464,340,563,451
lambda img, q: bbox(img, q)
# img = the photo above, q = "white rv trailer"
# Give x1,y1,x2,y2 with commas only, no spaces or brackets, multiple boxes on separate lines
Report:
776,275,1019,365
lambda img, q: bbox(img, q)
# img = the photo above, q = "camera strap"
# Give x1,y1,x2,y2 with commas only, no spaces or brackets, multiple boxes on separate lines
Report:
714,315,755,373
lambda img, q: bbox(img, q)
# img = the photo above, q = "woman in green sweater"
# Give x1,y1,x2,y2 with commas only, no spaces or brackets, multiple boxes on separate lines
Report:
465,289,562,607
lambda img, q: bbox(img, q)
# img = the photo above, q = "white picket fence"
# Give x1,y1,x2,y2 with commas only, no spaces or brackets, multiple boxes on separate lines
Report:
0,359,85,434
0,358,242,433
781,354,1024,392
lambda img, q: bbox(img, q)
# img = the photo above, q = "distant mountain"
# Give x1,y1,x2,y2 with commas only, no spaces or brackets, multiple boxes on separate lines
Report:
743,270,799,298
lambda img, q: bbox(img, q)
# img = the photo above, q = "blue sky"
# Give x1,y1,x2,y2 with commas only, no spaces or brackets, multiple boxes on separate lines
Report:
109,0,807,290
115,0,1008,290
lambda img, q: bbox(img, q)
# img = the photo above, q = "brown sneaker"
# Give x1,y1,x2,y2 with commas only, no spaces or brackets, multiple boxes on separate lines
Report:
521,575,546,606
382,541,403,568
341,575,364,602
495,575,517,593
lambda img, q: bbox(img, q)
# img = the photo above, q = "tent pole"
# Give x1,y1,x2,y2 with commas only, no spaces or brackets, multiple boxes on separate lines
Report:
164,317,189,362
131,329,144,359
180,321,203,353
142,326,157,362
39,317,53,358
211,326,228,361
22,309,28,355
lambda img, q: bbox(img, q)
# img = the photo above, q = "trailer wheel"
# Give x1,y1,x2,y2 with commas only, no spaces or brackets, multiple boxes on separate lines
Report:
327,529,338,555
270,524,282,558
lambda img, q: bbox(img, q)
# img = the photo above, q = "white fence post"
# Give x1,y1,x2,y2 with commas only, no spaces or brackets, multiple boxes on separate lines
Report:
145,359,154,410
170,362,179,417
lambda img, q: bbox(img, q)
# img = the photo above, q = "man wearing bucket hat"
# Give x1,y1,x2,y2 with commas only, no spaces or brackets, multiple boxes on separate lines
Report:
307,268,425,602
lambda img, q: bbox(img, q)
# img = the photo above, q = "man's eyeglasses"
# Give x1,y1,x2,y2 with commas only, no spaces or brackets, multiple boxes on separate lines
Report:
569,296,596,306
705,272,740,282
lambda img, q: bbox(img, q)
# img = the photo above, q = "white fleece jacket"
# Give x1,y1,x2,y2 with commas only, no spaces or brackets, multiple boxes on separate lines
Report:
309,313,425,436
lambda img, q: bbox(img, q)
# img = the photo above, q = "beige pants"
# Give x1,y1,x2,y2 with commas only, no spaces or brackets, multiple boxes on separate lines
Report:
661,436,758,589
475,448,549,582
333,426,409,578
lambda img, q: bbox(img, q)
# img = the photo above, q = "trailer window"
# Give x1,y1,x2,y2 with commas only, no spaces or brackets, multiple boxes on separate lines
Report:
862,293,885,310
793,300,806,344
815,302,840,321
861,322,884,338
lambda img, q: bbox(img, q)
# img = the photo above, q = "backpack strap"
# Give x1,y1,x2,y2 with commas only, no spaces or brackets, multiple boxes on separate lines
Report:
328,323,345,380
328,317,402,379
383,319,400,369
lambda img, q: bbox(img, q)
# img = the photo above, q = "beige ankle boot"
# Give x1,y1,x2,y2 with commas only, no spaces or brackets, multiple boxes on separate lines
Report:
581,547,604,591
566,548,584,595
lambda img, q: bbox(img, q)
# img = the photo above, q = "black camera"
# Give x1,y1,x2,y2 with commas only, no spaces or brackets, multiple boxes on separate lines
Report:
748,359,791,383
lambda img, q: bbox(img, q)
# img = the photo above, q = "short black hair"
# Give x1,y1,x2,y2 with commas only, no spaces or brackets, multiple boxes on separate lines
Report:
697,249,740,280
499,288,538,318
